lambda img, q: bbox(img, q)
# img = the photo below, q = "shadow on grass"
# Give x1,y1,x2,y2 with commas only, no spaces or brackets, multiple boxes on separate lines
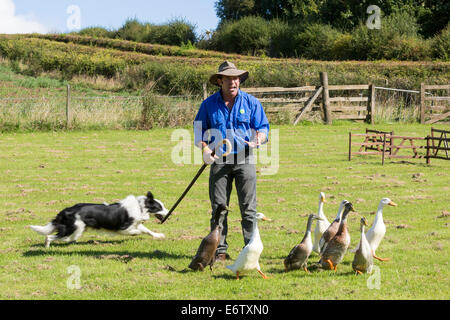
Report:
266,266,287,274
305,262,359,277
211,273,245,280
29,239,129,248
23,246,191,261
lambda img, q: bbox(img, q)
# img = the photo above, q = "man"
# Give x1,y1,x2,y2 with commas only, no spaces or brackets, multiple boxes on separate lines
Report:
194,61,270,261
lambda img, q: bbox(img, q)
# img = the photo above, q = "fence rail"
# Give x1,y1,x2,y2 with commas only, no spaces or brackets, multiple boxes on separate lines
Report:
2,78,449,127
238,74,449,125
241,73,376,125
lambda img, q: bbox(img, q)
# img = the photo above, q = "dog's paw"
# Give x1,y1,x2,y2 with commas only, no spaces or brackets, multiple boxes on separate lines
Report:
153,233,166,239
44,236,51,248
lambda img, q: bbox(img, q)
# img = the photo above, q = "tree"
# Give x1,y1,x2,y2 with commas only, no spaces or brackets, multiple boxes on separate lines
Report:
317,0,447,35
215,0,320,23
280,0,320,21
215,0,256,23
418,0,450,37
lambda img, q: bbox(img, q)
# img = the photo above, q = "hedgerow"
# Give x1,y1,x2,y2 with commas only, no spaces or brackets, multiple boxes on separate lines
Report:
0,35,448,96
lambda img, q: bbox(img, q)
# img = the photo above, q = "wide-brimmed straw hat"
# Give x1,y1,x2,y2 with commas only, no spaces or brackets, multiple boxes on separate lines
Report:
209,61,249,86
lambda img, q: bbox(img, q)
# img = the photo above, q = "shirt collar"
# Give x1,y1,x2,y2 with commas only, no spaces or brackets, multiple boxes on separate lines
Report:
217,89,241,104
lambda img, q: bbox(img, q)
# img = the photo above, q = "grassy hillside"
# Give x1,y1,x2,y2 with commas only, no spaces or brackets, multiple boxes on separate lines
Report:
0,34,448,96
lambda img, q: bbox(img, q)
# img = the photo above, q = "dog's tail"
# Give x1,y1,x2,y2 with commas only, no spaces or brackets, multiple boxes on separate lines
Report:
30,223,55,235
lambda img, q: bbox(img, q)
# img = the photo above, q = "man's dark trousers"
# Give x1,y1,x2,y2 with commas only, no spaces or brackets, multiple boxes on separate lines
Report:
209,153,257,255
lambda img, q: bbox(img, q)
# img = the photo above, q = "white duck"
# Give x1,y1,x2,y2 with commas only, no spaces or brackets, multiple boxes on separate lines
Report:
226,212,271,280
313,192,330,254
352,217,373,275
353,198,397,261
318,200,348,254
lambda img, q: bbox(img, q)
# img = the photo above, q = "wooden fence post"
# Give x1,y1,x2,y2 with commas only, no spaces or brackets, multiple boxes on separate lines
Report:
390,131,394,156
349,132,352,161
420,82,425,124
426,135,430,164
382,133,386,165
320,72,332,125
66,84,71,128
203,82,208,101
369,84,375,124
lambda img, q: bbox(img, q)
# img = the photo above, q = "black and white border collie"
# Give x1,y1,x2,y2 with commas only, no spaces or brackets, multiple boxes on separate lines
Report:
30,192,169,248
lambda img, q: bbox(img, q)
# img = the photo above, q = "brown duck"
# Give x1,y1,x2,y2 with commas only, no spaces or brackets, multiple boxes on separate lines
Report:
320,201,355,271
318,200,348,254
284,214,323,272
188,204,227,271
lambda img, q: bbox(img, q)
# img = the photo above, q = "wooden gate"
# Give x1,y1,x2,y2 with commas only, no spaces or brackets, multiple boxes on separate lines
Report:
420,84,450,124
243,86,322,124
242,72,374,125
426,128,450,164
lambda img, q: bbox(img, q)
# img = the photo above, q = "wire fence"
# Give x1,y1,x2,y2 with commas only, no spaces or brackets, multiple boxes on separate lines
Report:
375,86,449,123
0,90,202,131
0,84,447,131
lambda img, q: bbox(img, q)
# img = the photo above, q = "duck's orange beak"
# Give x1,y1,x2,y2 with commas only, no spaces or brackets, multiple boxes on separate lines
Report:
388,201,398,207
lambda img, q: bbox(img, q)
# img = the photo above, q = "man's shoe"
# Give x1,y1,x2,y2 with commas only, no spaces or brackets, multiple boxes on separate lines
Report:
216,253,231,261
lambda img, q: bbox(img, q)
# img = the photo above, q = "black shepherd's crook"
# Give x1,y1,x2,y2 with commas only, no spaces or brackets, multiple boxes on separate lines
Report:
161,139,232,224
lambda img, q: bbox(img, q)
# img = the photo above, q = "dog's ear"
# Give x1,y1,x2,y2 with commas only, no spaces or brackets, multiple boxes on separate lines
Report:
146,192,154,201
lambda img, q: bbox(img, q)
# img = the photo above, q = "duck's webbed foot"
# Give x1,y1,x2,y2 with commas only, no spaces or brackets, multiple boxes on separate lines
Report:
258,270,269,279
373,254,390,262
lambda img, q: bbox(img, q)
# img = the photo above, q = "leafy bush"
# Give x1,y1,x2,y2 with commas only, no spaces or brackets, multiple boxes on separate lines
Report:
349,10,432,60
135,19,197,46
294,23,342,60
78,18,197,47
164,19,197,46
213,16,271,55
431,24,450,60
78,27,114,38
330,33,354,60
268,19,298,58
383,9,421,38
386,37,432,61
115,19,150,43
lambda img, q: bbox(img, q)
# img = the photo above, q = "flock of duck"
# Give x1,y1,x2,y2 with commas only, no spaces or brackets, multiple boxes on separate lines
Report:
188,193,397,279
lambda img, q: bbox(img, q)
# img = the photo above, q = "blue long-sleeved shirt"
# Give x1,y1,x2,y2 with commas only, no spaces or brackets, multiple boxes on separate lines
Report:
194,90,270,156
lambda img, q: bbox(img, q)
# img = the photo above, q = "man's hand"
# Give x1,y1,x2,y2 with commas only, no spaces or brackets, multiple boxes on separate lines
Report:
245,131,267,148
202,146,219,165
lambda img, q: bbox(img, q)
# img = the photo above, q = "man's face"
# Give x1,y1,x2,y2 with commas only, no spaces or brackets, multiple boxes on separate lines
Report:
218,75,240,98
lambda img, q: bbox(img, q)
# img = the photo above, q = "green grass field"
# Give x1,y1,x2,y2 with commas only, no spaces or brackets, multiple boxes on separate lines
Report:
0,123,449,300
